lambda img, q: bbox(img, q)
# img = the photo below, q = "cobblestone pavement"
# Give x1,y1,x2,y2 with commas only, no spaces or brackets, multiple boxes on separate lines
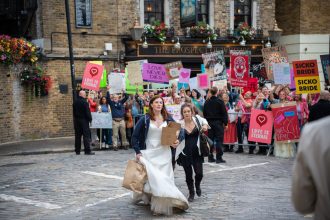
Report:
0,147,308,220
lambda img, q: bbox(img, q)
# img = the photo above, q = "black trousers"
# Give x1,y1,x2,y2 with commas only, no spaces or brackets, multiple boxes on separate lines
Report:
208,120,224,157
182,161,203,192
74,118,91,154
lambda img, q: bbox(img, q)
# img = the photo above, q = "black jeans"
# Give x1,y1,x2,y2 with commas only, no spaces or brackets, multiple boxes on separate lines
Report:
207,120,224,157
182,161,203,192
74,118,91,154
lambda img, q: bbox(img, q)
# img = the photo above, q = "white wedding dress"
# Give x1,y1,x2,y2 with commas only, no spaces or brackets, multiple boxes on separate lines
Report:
133,121,189,215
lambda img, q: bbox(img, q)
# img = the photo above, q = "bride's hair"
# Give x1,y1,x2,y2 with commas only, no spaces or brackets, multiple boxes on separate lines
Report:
149,95,169,121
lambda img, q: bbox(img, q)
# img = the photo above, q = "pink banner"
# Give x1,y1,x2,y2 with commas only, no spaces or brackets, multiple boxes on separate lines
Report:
271,103,300,142
230,54,249,87
290,68,296,90
248,109,274,144
197,74,209,89
81,62,104,91
179,68,191,84
142,63,169,84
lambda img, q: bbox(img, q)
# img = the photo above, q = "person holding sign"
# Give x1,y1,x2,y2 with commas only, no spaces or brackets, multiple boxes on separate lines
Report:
106,86,129,151
176,103,209,202
131,96,188,216
97,96,112,149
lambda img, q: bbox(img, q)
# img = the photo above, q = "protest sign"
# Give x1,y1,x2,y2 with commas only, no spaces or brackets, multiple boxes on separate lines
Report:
178,83,189,90
271,102,300,143
252,62,268,79
81,62,104,91
189,77,198,90
272,62,291,85
230,50,251,65
125,68,143,95
202,51,226,79
108,72,125,94
320,54,330,85
262,46,289,80
143,106,149,114
161,122,181,145
142,63,169,84
179,68,191,84
163,97,173,105
197,74,209,89
248,109,274,144
290,69,296,90
212,79,227,90
243,77,258,94
164,61,183,79
127,60,147,85
90,112,112,129
165,105,182,121
293,60,320,94
230,54,249,87
89,61,107,88
201,64,206,73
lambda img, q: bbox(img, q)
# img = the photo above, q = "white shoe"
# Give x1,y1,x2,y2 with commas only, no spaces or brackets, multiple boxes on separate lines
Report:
105,144,109,149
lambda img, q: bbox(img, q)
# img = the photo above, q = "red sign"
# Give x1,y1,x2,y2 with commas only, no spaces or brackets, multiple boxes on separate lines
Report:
271,103,300,142
293,60,318,77
248,109,274,144
230,55,249,87
242,77,258,95
81,62,104,91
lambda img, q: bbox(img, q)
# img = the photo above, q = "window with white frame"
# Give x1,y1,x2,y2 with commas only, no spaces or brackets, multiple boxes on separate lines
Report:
234,0,252,28
144,0,164,24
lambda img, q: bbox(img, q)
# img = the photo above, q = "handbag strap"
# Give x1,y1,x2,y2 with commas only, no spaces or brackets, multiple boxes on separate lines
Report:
194,116,203,134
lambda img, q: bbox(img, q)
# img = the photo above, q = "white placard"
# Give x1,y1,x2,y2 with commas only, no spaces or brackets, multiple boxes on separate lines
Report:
165,105,182,122
212,79,228,90
90,112,112,128
189,77,198,90
272,63,291,85
108,72,125,94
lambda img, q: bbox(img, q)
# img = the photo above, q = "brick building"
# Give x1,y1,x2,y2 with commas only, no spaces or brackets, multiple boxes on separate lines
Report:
0,0,328,144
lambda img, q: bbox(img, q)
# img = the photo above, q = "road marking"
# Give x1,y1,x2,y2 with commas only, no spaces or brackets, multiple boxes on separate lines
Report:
81,171,124,180
0,194,61,209
204,162,228,168
0,179,40,189
205,162,270,174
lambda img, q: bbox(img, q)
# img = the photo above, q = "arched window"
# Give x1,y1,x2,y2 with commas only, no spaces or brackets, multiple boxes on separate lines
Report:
144,0,164,24
234,0,252,28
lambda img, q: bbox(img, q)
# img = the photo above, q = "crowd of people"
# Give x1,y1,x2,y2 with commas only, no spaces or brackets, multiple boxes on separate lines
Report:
73,81,330,216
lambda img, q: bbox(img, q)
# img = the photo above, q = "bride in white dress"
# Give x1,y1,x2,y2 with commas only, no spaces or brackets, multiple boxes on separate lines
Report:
131,96,189,215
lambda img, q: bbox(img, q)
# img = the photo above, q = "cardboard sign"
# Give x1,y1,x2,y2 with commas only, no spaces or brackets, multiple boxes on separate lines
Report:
125,68,143,95
271,102,300,143
248,109,274,144
142,63,169,84
108,72,125,94
202,51,226,79
166,104,182,121
262,46,289,80
164,61,183,79
212,79,227,90
272,62,291,85
127,60,147,85
197,74,209,89
293,60,319,77
179,68,191,84
320,54,330,85
161,121,181,145
293,60,320,94
230,54,249,87
81,62,104,91
294,76,321,94
90,112,112,129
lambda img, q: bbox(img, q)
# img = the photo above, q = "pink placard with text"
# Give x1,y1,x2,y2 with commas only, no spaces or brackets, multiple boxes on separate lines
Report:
179,68,191,84
248,109,274,144
197,74,209,89
81,62,104,91
142,63,169,84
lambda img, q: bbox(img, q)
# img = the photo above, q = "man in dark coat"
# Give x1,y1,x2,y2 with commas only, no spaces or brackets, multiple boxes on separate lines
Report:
73,90,94,155
308,91,330,122
203,87,228,163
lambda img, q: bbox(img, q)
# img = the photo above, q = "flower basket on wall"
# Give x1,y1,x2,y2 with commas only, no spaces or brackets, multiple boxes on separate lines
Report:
143,20,169,43
189,22,218,40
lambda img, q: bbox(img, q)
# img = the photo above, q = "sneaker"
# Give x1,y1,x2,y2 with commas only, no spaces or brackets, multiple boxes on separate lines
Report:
216,158,226,163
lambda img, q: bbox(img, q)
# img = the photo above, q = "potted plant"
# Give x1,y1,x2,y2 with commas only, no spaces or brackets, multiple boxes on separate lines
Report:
236,22,256,40
190,22,218,40
143,20,169,43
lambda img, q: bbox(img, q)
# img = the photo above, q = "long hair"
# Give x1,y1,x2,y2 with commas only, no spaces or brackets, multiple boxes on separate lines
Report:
148,95,168,121
180,103,195,120
99,96,108,105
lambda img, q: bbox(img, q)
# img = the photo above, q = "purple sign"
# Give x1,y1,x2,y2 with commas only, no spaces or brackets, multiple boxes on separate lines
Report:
142,63,169,84
290,68,296,90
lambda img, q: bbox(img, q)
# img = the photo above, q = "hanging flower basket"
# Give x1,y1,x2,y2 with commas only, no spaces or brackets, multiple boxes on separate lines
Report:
189,22,218,40
143,20,169,43
235,22,256,40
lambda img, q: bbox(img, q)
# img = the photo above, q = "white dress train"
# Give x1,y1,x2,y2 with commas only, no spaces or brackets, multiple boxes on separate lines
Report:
132,121,189,215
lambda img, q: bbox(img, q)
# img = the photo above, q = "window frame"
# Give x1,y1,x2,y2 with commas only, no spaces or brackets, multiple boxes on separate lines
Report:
144,0,165,24
234,0,252,29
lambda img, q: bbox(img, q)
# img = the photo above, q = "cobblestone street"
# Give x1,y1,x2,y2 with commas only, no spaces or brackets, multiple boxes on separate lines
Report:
0,145,307,220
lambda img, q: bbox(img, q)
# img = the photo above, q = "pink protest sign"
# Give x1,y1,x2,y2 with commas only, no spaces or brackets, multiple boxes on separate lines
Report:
179,68,191,84
142,63,169,84
290,68,296,90
197,74,209,89
81,62,104,91
248,109,274,144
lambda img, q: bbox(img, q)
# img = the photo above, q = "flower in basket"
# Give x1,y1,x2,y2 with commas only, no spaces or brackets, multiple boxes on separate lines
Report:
20,65,51,96
144,20,169,43
236,22,256,40
190,22,217,40
0,35,38,66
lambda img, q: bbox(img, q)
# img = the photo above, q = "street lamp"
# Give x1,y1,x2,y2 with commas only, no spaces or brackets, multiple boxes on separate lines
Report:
268,19,283,45
142,36,148,48
206,37,212,49
174,37,181,49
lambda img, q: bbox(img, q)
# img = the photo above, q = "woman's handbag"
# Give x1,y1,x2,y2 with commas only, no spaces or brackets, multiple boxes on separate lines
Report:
194,116,212,157
122,160,147,193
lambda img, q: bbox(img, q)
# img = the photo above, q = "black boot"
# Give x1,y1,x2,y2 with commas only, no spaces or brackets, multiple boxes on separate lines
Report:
195,182,201,197
208,154,215,163
216,153,226,163
235,146,244,153
187,183,195,202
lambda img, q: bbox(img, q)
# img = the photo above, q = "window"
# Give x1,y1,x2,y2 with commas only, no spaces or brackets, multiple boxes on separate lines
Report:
144,0,164,24
197,0,209,24
234,0,252,28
